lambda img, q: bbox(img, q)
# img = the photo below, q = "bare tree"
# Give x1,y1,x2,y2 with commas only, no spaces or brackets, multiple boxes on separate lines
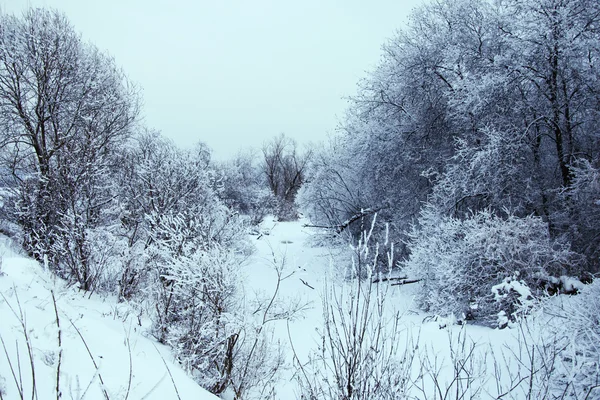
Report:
261,133,312,220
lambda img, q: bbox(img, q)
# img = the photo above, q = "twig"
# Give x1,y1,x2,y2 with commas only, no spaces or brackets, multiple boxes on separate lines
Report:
16,342,23,400
124,335,133,400
150,343,181,400
0,334,24,399
51,291,62,400
300,278,315,290
68,319,110,400
79,367,102,400
286,319,316,396
0,290,37,400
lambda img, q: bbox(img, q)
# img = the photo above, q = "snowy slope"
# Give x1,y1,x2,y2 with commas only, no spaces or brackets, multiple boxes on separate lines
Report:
0,237,219,400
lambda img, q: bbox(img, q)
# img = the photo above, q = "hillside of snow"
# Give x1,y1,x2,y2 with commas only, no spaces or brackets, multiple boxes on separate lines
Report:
0,236,219,400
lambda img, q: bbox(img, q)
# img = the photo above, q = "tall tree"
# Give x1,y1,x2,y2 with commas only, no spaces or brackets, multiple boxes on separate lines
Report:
0,8,139,274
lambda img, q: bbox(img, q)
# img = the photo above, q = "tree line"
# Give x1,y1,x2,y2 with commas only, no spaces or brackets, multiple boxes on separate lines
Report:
300,0,600,324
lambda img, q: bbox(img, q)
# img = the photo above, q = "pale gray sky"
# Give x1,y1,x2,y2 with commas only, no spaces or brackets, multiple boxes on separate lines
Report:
3,0,421,159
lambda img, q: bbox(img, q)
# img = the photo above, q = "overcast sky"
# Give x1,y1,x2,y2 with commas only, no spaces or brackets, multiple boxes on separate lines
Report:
4,0,421,159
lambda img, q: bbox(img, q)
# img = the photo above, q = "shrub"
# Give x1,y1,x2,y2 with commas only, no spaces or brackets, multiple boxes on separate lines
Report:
150,242,241,393
403,208,573,325
542,280,600,397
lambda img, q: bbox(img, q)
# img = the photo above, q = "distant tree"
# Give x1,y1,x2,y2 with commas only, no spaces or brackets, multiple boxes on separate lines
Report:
261,133,312,220
0,8,139,287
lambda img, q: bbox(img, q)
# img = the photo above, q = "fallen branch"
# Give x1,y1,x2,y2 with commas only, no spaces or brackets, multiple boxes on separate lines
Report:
391,279,422,286
303,206,388,234
372,276,408,284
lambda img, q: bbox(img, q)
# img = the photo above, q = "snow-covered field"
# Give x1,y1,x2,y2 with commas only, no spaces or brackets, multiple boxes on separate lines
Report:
1,218,524,399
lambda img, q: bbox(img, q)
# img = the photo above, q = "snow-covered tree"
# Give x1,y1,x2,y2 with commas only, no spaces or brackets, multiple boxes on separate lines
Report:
302,0,600,275
0,8,139,286
215,149,276,225
112,131,247,299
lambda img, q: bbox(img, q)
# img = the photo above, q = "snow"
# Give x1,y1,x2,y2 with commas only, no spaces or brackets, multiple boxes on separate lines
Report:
491,274,533,302
244,217,520,398
1,217,541,399
243,217,330,396
559,275,585,293
0,236,219,400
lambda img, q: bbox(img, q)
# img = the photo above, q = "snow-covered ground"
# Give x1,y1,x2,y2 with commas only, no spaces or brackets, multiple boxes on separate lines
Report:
245,217,518,399
0,237,219,400
1,218,520,399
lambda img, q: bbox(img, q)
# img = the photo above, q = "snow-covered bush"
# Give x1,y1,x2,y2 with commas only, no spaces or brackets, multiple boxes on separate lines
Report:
51,219,129,293
145,206,251,394
490,282,600,399
404,208,573,325
147,210,298,398
113,132,251,294
541,280,600,397
491,274,535,328
215,151,276,226
115,242,148,302
150,240,241,393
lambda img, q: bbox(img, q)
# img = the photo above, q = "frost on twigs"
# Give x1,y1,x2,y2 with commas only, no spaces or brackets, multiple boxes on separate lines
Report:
404,208,574,327
293,216,417,400
148,239,241,394
536,281,600,398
